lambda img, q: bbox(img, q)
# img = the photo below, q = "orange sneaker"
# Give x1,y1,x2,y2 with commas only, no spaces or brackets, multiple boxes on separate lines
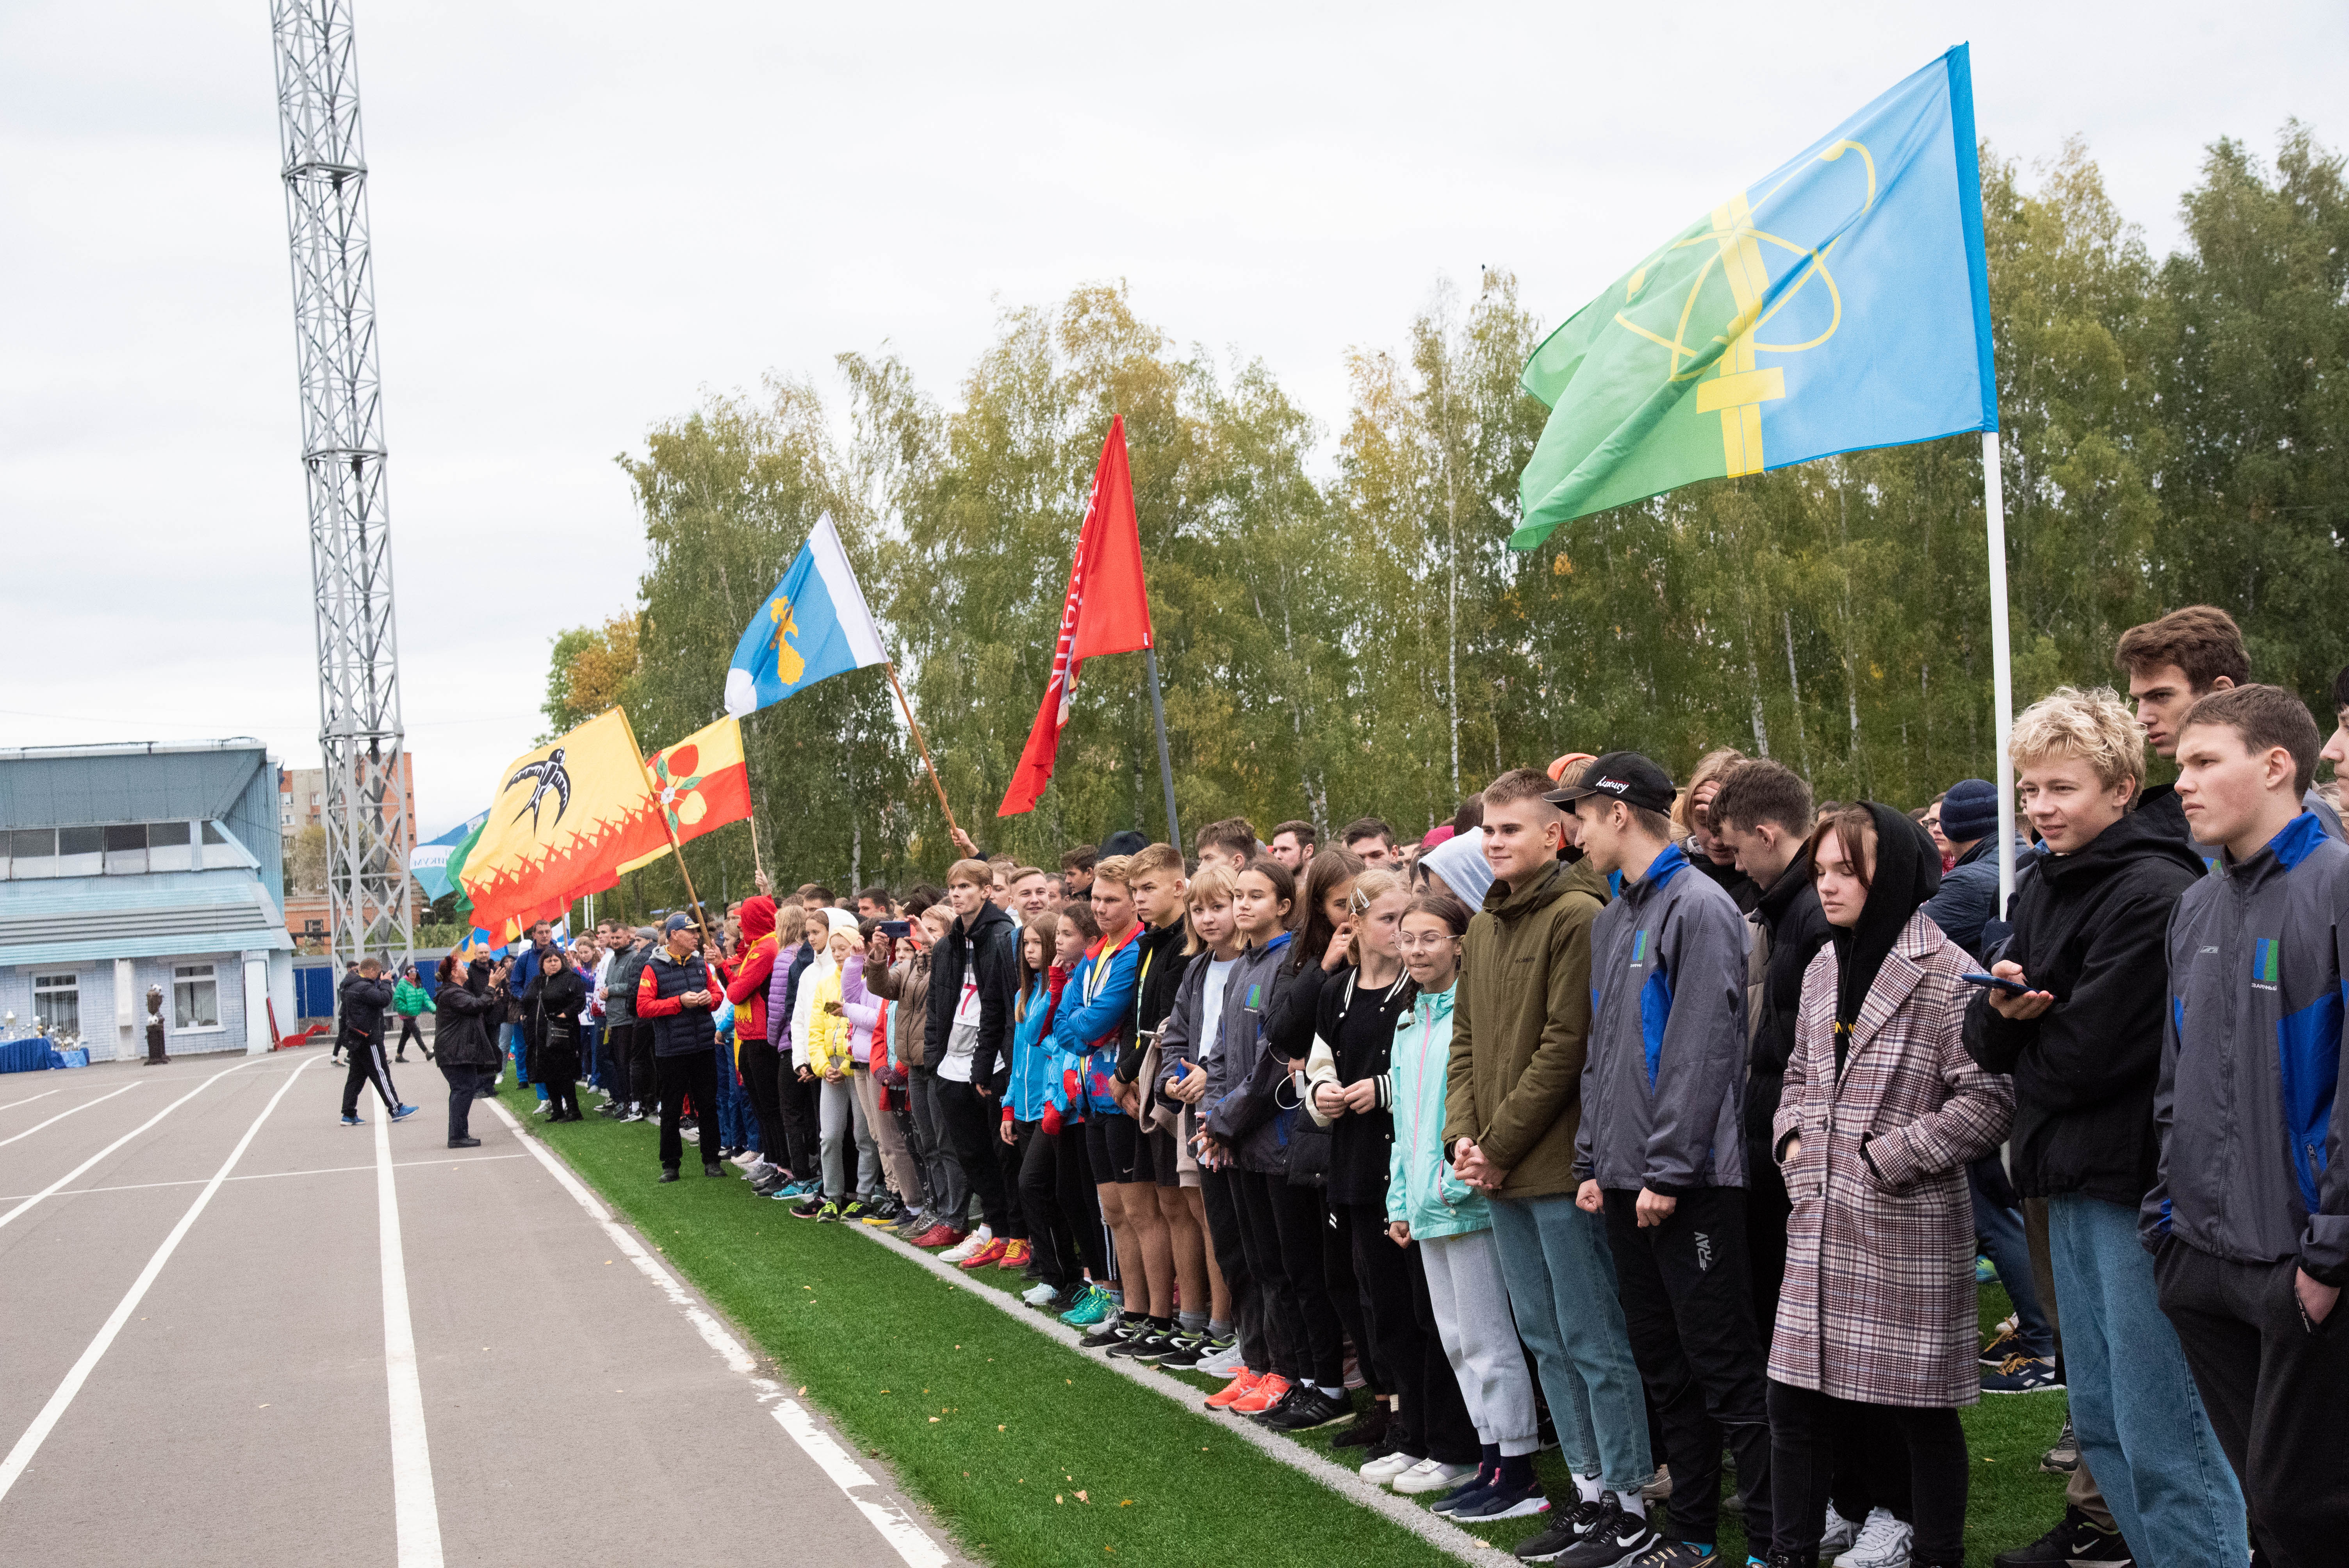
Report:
957,1237,1009,1269
1203,1369,1264,1411
1230,1373,1291,1415
995,1238,1032,1269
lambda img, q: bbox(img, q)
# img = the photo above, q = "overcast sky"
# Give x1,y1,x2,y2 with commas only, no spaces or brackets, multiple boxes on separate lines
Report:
3,0,2342,839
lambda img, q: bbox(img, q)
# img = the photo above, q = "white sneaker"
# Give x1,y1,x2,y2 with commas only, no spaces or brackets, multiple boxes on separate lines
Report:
1836,1506,1914,1568
939,1224,992,1264
1820,1506,1865,1555
1358,1449,1417,1482
1021,1282,1060,1308
1390,1458,1477,1496
730,1150,761,1167
1196,1342,1246,1377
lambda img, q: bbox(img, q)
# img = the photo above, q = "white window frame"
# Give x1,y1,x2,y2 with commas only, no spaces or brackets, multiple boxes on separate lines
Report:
32,972,81,1041
171,963,224,1032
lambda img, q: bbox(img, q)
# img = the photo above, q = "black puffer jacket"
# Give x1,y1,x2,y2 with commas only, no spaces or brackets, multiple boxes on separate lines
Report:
1744,851,1833,1140
339,970,396,1046
433,962,506,1069
1963,811,2204,1207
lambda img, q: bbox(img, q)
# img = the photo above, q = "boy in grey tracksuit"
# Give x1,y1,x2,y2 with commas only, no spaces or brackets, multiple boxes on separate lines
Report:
1556,750,1772,1561
2146,738,2349,1568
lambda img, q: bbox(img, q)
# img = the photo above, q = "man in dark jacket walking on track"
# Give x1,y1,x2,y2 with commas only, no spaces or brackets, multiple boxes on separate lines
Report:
637,914,727,1181
338,958,416,1126
1966,686,2246,1568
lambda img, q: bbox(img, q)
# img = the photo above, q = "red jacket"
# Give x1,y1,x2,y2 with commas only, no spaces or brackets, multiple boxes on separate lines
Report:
725,896,781,1042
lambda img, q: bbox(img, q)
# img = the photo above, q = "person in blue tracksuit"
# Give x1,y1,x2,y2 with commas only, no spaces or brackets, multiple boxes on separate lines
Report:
2145,685,2349,1568
1554,750,1773,1565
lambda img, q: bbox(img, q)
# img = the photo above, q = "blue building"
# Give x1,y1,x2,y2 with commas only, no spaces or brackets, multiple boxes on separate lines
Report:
0,740,297,1060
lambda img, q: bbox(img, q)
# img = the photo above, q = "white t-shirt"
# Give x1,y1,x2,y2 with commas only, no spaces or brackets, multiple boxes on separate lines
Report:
1198,955,1239,1062
938,935,981,1083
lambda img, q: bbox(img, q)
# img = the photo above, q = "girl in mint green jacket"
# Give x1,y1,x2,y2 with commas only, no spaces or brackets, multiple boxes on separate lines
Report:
1388,892,1541,1510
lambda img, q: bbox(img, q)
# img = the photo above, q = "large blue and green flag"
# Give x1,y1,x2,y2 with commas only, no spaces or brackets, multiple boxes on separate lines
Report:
1514,45,1996,549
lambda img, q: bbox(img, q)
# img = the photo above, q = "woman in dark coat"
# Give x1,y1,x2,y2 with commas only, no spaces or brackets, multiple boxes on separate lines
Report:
433,953,508,1147
525,951,588,1123
1768,803,2015,1568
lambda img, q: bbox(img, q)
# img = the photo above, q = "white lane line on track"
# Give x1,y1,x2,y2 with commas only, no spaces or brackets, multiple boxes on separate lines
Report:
0,1058,265,1237
374,1110,444,1568
482,1099,949,1568
0,1082,143,1150
0,1089,62,1114
0,1055,318,1508
0,1153,527,1201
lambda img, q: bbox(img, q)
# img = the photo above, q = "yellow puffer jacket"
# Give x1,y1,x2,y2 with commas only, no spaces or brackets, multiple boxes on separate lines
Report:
802,965,852,1076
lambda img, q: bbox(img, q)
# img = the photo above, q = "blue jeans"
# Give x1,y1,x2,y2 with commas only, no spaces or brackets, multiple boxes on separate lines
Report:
1488,1192,1653,1491
2047,1194,2246,1567
1970,1158,2054,1360
497,1022,531,1087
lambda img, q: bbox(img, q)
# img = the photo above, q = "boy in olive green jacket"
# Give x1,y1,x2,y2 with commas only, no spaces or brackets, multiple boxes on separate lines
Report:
1444,768,1656,1557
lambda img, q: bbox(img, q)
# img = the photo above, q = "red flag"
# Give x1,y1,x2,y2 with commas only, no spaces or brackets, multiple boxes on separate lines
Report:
998,416,1155,816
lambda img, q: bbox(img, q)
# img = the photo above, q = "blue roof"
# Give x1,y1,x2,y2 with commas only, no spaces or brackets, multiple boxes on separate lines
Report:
0,871,291,969
0,741,283,911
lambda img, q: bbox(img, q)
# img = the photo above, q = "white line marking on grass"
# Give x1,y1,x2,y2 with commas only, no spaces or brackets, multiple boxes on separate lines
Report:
483,1098,952,1568
0,1089,62,1114
0,1082,142,1149
846,1222,1499,1565
0,1056,316,1507
374,1108,444,1568
0,1152,528,1201
0,1058,265,1237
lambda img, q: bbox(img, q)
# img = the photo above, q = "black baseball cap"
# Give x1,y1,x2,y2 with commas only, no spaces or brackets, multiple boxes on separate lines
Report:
1544,750,1677,814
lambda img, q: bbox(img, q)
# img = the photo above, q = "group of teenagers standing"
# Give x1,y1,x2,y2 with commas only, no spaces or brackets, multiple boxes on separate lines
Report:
404,602,2343,1568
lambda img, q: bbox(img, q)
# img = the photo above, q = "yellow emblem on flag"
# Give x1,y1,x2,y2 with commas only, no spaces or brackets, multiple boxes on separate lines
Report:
459,708,667,934
770,597,807,686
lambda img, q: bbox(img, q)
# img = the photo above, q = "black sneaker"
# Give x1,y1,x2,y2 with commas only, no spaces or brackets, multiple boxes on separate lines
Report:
1982,1353,2064,1394
1531,1497,1659,1565
1453,1479,1551,1522
1980,1319,2026,1365
1333,1406,1393,1449
790,1194,827,1219
1258,1384,1351,1431
1080,1317,1141,1351
1624,1543,1716,1567
1107,1328,1175,1361
658,1167,680,1184
1151,1331,1210,1368
1993,1506,2134,1567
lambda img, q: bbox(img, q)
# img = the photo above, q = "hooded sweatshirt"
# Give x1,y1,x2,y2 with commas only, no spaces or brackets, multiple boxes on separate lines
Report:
2145,812,2349,1285
1745,847,1833,1140
793,910,862,1074
725,896,780,1044
1963,809,2205,1206
1049,922,1144,1118
1388,982,1492,1240
603,934,652,1028
1578,842,1751,1194
1445,854,1611,1200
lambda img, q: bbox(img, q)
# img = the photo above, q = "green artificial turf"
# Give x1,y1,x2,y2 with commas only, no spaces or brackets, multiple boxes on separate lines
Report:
497,1080,2076,1566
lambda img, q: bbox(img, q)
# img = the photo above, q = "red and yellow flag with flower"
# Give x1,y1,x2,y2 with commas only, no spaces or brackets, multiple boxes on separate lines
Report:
617,717,753,875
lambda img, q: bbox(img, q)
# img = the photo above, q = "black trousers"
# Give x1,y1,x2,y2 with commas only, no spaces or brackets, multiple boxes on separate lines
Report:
777,1053,821,1178
1602,1187,1773,1551
656,1051,720,1170
996,1117,1032,1240
539,1046,579,1117
1321,1194,1382,1394
1199,1167,1263,1365
2157,1238,2349,1568
342,1035,399,1116
1019,1121,1105,1286
440,1062,492,1141
1336,1198,1477,1465
738,1037,786,1164
934,1078,1012,1235
396,1015,426,1059
1231,1169,1344,1387
1745,1130,1791,1336
1769,1380,1965,1566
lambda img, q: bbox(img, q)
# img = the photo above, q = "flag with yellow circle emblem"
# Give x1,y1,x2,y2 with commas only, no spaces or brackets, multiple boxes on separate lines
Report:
617,717,753,875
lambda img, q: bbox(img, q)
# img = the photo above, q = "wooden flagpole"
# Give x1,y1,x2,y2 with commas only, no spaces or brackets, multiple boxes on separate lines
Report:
617,707,713,956
886,662,964,846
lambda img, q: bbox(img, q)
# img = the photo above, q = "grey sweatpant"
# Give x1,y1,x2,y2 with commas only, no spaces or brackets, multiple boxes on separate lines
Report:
1419,1227,1541,1457
907,1066,967,1222
819,1074,879,1202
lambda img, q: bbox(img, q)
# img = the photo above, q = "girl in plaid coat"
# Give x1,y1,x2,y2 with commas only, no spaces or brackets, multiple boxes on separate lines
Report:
1768,803,2015,1568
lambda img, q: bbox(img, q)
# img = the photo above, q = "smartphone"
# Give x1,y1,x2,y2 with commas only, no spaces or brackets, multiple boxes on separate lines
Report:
878,919,911,939
1960,971,2030,996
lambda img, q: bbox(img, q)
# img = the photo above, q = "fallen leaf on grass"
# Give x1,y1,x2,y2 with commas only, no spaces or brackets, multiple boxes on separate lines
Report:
1119,1500,1134,1507
997,1424,1006,1432
929,1417,941,1424
1074,1490,1088,1503
798,1386,807,1395
1055,1495,1064,1505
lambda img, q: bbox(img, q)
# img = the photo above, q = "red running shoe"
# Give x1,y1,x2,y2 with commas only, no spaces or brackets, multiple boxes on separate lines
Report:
1203,1369,1264,1411
957,1237,1009,1269
910,1224,967,1249
995,1238,1032,1269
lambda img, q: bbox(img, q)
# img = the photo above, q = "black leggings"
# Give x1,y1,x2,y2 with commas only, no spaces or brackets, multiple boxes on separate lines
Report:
1337,1199,1477,1465
1233,1169,1344,1388
738,1037,786,1164
1769,1380,1966,1566
397,1016,426,1058
539,1047,579,1117
1019,1121,1105,1286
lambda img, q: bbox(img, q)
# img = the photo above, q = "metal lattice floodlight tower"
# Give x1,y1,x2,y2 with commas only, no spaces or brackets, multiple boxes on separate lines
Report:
272,0,413,973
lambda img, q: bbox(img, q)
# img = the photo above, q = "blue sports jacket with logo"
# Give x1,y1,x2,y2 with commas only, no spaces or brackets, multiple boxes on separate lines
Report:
1577,843,1752,1194
2144,812,2349,1285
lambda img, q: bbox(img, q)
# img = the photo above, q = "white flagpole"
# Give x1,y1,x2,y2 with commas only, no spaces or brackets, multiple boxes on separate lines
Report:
1984,431,2017,907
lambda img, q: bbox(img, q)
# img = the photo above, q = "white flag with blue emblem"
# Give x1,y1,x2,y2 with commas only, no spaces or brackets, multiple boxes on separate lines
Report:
723,515,890,718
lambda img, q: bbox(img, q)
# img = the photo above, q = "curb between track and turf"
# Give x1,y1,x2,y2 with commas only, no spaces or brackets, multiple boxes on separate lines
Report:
837,1216,1503,1564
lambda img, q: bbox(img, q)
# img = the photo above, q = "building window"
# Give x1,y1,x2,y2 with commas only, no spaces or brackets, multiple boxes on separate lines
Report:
56,826,102,876
173,964,220,1029
33,973,79,1039
103,823,147,875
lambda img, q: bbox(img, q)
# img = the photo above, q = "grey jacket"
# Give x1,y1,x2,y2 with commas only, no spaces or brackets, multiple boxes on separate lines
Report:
1160,933,1296,1174
603,940,652,1027
2145,812,2349,1285
1577,843,1751,1194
